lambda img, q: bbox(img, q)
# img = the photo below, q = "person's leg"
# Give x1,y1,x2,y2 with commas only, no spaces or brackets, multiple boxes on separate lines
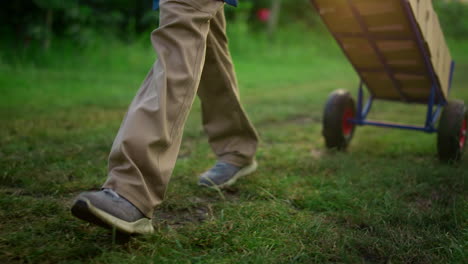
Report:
196,9,259,188
72,0,224,234
197,9,259,168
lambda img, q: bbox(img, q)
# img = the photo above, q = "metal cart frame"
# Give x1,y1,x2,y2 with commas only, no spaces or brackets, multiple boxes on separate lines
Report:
312,0,467,161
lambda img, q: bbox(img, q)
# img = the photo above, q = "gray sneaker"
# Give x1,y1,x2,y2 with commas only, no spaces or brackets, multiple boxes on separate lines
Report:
198,160,258,188
71,189,154,235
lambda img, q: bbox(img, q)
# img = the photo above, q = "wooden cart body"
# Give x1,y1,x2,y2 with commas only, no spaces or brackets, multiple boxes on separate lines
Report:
312,0,457,134
311,0,454,105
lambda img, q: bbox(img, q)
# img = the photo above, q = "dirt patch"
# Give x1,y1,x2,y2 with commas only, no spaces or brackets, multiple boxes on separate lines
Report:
219,187,241,201
310,148,324,159
357,246,387,264
414,198,432,211
153,206,211,229
153,189,240,228
411,191,441,212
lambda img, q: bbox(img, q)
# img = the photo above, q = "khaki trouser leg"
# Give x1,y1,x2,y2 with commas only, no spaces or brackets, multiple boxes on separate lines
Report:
103,0,224,218
197,10,259,167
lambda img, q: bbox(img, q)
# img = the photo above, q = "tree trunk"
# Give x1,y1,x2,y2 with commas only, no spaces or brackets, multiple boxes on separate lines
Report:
268,0,282,39
44,8,53,50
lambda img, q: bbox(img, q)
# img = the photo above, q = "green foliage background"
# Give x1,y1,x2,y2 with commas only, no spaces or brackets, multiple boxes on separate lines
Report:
1,1,467,61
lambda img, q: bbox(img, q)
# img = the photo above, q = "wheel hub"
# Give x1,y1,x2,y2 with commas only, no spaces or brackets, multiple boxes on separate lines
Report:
460,119,467,149
342,108,355,137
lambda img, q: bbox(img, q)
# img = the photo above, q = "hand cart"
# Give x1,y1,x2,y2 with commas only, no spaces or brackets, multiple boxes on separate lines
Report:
311,0,467,162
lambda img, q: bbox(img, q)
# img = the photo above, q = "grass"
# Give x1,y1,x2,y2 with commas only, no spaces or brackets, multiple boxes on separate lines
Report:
1,24,467,263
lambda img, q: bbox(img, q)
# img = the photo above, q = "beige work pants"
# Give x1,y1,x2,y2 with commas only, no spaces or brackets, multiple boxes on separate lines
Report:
103,0,259,218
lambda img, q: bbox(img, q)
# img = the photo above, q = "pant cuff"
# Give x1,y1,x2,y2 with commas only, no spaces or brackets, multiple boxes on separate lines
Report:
219,154,254,167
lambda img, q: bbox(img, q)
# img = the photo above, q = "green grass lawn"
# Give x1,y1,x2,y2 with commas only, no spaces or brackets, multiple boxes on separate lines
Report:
0,30,467,263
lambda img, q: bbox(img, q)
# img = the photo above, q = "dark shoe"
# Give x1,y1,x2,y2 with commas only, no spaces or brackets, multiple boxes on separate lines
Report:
71,189,154,235
198,160,257,188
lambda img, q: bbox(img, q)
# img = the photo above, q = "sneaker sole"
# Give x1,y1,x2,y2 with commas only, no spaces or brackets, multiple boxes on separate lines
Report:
199,160,258,189
71,198,154,235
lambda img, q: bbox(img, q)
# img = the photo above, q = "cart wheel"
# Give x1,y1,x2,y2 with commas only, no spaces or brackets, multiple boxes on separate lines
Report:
437,100,468,162
322,89,356,150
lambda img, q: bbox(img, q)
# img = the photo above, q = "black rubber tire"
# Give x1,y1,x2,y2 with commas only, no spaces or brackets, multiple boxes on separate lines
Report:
322,89,357,150
437,100,467,163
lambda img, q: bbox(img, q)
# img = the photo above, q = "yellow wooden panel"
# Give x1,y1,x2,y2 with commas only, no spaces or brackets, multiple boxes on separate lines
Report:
312,0,453,102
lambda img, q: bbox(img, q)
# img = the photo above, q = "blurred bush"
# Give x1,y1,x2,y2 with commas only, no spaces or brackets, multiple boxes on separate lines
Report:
1,0,320,49
0,0,159,49
0,0,467,53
